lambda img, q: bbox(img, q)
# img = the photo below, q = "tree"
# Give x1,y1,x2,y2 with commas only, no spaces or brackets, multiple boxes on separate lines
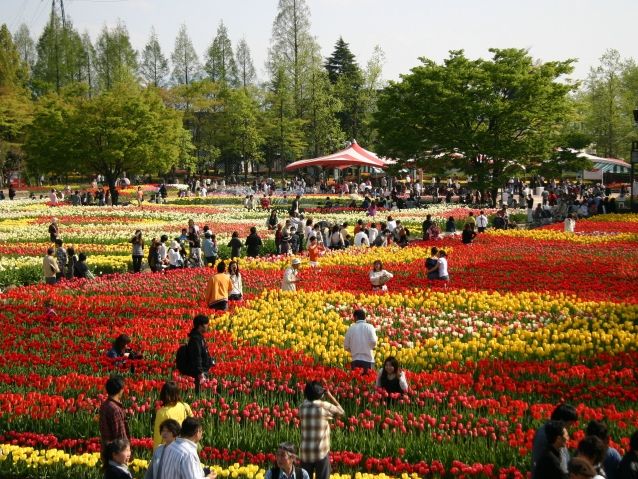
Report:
263,67,306,175
139,28,169,87
0,24,32,186
235,38,256,88
32,13,87,94
358,45,386,146
25,84,192,199
171,24,200,85
374,49,576,204
268,0,317,116
582,49,636,159
80,31,96,96
325,37,364,141
13,24,36,75
204,21,238,86
94,22,138,91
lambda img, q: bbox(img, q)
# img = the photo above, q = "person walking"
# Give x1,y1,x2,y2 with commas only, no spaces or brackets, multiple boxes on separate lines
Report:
187,315,214,395
299,381,344,479
281,258,302,291
99,375,130,446
156,417,216,479
343,309,377,371
476,211,488,233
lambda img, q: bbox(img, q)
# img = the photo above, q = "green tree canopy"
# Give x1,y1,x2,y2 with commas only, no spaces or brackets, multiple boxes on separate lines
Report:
374,48,576,201
25,84,191,196
204,21,239,86
94,22,138,91
171,24,200,85
139,28,169,87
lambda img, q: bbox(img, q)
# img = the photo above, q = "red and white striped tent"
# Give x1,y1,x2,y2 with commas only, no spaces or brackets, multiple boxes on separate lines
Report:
284,140,390,171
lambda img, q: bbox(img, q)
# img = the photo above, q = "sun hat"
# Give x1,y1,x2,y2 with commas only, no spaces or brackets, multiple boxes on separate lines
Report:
292,258,302,265
171,241,180,249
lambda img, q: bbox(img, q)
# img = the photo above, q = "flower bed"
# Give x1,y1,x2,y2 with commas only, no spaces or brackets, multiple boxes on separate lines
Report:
0,198,636,478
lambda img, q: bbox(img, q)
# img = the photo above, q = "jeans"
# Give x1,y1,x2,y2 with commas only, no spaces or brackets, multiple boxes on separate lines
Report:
132,255,143,273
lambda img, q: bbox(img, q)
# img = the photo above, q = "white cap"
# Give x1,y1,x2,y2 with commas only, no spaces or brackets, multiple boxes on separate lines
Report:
292,258,302,265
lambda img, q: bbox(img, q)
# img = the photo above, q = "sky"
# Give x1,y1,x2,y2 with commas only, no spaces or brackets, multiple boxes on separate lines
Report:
2,0,638,84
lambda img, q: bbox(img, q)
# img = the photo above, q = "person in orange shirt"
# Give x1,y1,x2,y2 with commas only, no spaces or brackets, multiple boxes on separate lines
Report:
307,236,325,268
204,261,233,311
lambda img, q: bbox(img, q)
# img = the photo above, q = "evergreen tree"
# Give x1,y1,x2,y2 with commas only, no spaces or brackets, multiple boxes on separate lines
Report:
94,22,138,91
140,28,169,87
204,21,238,86
235,38,256,88
325,37,358,84
12,24,36,75
171,24,200,85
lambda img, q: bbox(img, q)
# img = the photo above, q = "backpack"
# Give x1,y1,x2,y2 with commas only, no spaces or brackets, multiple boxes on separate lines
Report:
175,344,192,375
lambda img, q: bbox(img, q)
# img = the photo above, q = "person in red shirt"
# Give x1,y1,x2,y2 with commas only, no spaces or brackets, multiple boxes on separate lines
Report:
307,236,325,267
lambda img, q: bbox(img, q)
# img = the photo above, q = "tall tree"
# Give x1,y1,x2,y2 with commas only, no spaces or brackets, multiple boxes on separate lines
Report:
32,13,85,94
0,24,32,186
374,49,576,204
263,66,306,175
583,49,635,159
204,21,238,86
171,24,200,85
25,84,192,198
94,22,138,90
80,31,96,96
235,38,256,88
12,24,36,75
268,0,317,116
358,45,386,146
139,28,169,87
325,37,364,141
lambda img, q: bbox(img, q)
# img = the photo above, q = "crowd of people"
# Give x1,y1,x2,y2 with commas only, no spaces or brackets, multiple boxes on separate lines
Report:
99,311,638,479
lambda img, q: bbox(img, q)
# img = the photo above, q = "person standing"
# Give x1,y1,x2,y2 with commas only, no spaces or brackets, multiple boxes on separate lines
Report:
618,430,638,479
227,231,243,259
204,262,232,311
202,232,218,267
54,239,67,281
187,315,214,395
49,218,59,242
527,194,534,223
228,261,243,301
476,211,488,233
102,438,133,479
157,417,216,479
422,215,433,240
42,247,60,285
343,309,377,371
99,375,130,446
281,258,302,291
307,237,325,268
152,382,193,450
564,214,577,233
8,185,15,200
299,381,344,479
130,230,144,273
245,227,263,258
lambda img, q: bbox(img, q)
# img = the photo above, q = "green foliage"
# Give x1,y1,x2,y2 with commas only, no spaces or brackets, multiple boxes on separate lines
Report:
204,21,239,86
0,24,28,88
94,22,138,91
375,49,576,198
24,84,191,186
235,38,256,88
171,24,200,85
12,24,36,75
139,28,169,88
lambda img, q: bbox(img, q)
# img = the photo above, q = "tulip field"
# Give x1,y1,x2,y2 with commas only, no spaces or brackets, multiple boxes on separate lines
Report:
0,195,637,478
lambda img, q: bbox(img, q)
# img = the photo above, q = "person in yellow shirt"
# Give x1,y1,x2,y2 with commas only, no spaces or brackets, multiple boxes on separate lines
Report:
42,247,60,285
152,381,193,449
204,261,232,311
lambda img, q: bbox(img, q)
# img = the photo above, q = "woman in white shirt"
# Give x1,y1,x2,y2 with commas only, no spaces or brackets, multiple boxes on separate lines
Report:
437,250,449,281
564,214,576,233
167,241,183,269
369,260,394,291
228,260,243,301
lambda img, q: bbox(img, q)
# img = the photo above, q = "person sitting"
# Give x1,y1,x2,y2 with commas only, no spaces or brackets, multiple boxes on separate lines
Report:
376,356,408,404
534,420,570,479
73,253,94,279
428,222,441,240
107,334,140,360
265,443,310,479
